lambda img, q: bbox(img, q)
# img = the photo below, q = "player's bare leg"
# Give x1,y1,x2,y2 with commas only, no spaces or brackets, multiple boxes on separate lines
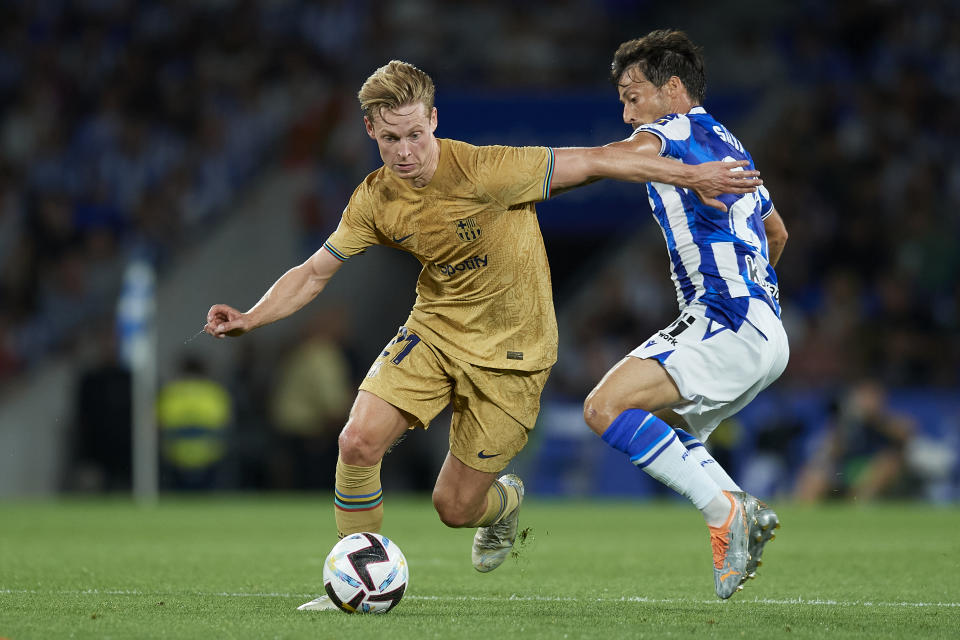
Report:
584,356,683,421
338,392,414,465
433,452,499,527
299,391,411,612
432,452,524,572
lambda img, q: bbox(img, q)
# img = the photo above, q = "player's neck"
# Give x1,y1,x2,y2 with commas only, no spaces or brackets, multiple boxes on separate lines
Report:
672,96,696,115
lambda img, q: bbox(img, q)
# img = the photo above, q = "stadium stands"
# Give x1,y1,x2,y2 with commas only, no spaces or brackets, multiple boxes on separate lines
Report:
0,1,956,497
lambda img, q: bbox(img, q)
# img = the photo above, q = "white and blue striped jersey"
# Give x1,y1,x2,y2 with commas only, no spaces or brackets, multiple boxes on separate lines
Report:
633,106,780,329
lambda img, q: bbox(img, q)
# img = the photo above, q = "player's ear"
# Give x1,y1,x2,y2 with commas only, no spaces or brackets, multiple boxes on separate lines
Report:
429,106,437,133
666,76,684,97
364,116,376,140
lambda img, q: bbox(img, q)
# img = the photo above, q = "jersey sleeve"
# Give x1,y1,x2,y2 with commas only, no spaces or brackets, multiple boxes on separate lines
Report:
632,114,692,160
758,184,775,219
472,145,554,207
322,183,380,261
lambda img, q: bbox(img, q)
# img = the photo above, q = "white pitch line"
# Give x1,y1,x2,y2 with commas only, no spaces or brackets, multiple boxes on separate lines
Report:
1,588,958,608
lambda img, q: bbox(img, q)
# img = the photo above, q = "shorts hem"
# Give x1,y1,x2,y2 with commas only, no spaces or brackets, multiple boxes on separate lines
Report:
449,447,512,474
357,382,431,429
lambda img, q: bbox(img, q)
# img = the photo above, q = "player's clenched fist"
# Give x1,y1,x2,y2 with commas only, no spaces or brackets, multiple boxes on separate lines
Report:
205,304,249,338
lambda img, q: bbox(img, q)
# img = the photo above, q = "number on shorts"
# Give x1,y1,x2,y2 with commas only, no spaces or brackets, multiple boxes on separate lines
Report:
390,332,421,365
667,314,696,338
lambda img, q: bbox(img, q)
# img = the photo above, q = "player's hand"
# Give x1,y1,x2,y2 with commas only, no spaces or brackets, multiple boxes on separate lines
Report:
691,159,762,212
205,304,250,338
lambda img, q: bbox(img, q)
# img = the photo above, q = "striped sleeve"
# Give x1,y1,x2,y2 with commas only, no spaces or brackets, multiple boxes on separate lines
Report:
323,240,349,262
542,146,555,200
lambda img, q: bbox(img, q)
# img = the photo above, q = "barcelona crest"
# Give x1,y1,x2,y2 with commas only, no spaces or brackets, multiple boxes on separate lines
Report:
455,217,482,242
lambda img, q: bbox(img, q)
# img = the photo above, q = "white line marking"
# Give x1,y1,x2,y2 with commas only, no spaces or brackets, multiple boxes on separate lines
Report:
1,588,958,608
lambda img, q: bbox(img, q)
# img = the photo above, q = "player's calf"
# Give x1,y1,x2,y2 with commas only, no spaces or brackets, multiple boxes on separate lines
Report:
433,489,482,528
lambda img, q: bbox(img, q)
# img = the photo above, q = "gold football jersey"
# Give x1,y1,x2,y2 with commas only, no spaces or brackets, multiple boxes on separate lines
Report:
323,138,557,371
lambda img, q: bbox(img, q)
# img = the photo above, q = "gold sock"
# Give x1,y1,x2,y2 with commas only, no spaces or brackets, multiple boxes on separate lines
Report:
466,479,520,528
334,457,383,538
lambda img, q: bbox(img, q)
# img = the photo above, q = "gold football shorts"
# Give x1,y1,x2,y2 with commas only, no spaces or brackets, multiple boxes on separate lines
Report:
359,326,551,473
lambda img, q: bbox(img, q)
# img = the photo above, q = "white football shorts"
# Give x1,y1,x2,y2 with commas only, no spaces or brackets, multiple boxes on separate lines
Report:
628,298,789,442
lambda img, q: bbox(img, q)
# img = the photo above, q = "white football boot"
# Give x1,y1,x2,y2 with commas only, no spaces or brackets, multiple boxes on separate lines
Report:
296,594,338,611
471,474,525,572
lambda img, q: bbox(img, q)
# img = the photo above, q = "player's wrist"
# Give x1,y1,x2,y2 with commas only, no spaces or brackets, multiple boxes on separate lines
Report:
677,162,699,190
240,308,265,332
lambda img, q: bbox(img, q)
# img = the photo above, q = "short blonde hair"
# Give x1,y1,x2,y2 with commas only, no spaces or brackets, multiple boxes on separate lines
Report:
358,60,435,122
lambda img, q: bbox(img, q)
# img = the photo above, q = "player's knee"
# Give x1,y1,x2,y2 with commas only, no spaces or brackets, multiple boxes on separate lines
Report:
432,488,473,528
337,425,382,467
583,388,619,436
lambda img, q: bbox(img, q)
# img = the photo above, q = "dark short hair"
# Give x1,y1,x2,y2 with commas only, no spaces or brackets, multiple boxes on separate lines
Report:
611,29,706,104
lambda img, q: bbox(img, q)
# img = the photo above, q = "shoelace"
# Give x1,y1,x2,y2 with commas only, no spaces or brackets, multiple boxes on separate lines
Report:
709,527,730,570
486,519,511,544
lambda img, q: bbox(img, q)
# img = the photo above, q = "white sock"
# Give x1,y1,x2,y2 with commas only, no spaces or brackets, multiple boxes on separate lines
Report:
635,432,725,512
603,409,727,524
675,428,742,492
702,491,735,527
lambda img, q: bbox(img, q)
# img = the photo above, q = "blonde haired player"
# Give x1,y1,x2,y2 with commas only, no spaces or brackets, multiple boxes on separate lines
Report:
203,60,761,611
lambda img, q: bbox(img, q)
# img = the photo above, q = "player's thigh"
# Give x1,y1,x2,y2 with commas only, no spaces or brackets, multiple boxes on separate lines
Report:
448,364,551,474
586,356,684,417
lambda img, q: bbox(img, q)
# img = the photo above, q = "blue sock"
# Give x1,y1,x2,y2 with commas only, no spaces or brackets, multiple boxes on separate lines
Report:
601,409,722,509
601,408,677,468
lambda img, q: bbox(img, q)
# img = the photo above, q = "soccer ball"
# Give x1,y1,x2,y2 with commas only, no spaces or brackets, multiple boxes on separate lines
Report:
323,532,409,613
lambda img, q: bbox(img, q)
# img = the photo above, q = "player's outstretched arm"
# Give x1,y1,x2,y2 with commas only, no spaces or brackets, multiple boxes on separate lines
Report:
550,134,761,211
204,247,344,339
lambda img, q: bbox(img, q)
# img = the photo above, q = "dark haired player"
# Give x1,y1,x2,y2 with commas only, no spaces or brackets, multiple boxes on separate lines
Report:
582,30,789,599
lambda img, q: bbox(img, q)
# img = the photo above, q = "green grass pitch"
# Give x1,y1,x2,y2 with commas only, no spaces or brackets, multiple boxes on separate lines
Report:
1,496,958,639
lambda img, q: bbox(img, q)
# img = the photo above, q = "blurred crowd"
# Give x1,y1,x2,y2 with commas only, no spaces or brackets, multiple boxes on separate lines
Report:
1,1,957,495
0,0,340,382
0,0,712,385
5,1,956,390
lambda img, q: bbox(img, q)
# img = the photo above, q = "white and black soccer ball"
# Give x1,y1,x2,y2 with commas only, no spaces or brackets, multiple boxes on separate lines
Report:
323,532,409,614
